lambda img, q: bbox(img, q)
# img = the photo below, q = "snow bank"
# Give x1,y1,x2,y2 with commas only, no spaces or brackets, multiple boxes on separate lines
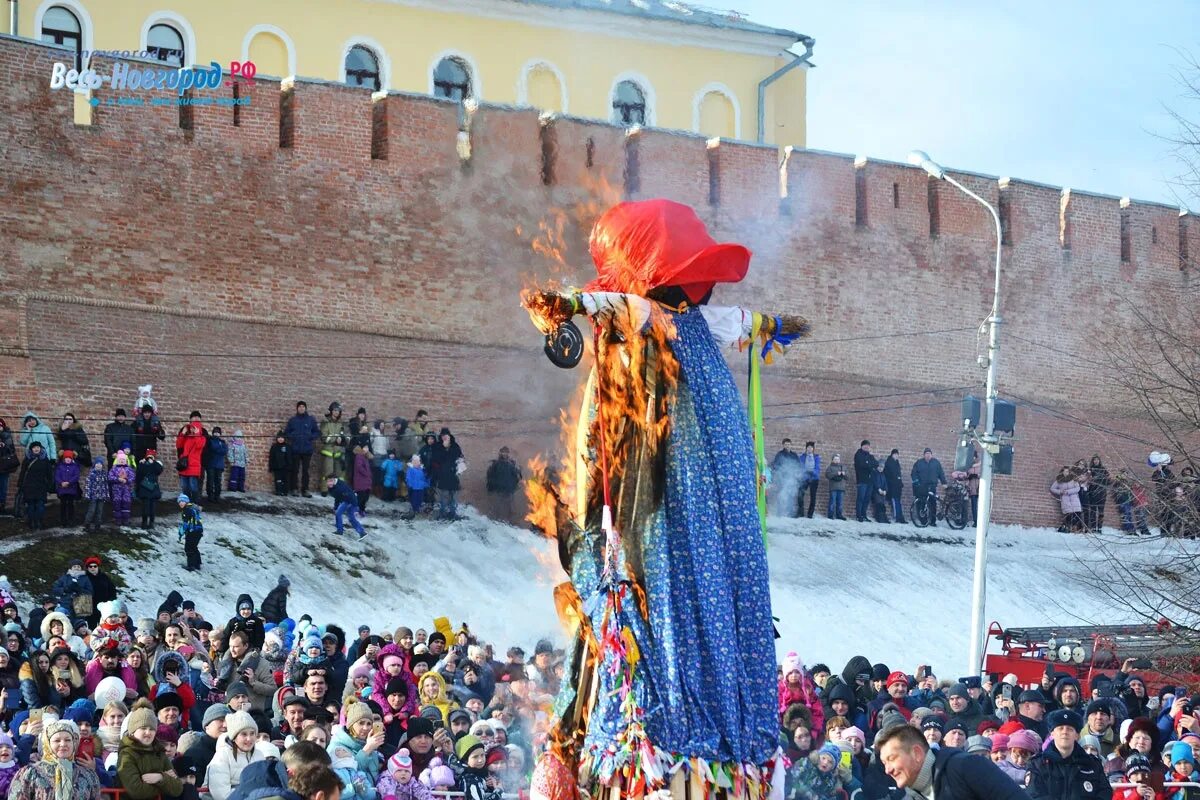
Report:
0,494,1130,672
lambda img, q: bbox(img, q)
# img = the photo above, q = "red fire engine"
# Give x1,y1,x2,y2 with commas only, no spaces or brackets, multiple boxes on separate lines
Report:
983,620,1200,694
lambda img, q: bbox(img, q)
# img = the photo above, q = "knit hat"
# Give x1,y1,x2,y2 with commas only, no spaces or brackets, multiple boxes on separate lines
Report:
782,651,803,677
225,681,250,700
64,698,95,725
817,743,841,764
877,706,907,733
384,677,409,697
126,706,158,733
1084,699,1112,718
202,704,230,727
1046,708,1082,733
947,683,969,700
156,724,179,744
486,746,507,767
455,734,484,763
945,720,968,735
1007,729,1041,753
977,717,1001,735
177,494,189,504
0,730,13,748
224,710,258,740
1172,740,1196,766
278,575,290,588
966,735,991,754
1125,753,1152,776
303,632,323,653
1080,734,1102,752
997,719,1025,736
886,671,909,688
345,701,373,729
871,663,891,682
841,726,865,744
388,748,413,774
991,733,1010,752
405,716,434,740
114,452,128,465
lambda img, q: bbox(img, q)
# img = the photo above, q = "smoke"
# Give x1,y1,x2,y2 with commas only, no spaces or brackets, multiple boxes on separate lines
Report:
769,458,803,517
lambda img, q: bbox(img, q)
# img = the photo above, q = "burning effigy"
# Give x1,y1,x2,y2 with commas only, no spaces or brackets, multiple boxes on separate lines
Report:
522,199,810,800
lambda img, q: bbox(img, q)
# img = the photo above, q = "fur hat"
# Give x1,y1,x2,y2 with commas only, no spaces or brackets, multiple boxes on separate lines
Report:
224,710,258,740
126,707,158,733
1046,708,1082,733
1149,451,1173,467
782,651,803,677
345,700,373,729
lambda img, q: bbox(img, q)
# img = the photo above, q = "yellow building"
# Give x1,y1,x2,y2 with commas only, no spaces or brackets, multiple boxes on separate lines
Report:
4,0,812,144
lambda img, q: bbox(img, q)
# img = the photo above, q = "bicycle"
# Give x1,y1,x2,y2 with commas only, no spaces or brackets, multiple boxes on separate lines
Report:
910,480,970,530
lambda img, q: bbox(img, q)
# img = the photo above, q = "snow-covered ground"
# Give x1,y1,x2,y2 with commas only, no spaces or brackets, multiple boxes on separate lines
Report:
0,494,1136,672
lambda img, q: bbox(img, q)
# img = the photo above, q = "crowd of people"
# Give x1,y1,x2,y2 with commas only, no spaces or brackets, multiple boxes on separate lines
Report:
1050,452,1200,538
0,395,527,534
0,564,563,800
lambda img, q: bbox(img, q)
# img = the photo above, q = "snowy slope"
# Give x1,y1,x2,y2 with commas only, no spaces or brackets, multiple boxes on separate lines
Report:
0,494,1131,672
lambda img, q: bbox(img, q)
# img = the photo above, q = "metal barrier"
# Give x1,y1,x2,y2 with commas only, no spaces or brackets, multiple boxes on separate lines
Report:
1111,782,1200,789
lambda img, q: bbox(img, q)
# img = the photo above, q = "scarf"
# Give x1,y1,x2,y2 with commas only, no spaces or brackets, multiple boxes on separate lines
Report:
909,749,935,798
43,753,76,800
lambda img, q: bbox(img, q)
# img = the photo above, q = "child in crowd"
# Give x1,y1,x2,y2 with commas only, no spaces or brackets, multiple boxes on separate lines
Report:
83,455,110,533
1168,741,1197,799
328,474,367,539
381,452,404,504
352,446,373,514
134,385,158,416
1116,753,1163,800
178,494,204,572
136,449,163,531
871,461,889,523
227,430,248,492
109,451,136,527
54,449,81,526
0,730,18,799
205,427,228,503
269,432,290,496
785,742,842,800
404,456,427,518
377,748,431,800
117,706,185,800
453,735,501,800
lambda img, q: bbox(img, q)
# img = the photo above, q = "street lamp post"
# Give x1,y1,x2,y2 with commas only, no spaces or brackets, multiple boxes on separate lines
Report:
908,150,1003,678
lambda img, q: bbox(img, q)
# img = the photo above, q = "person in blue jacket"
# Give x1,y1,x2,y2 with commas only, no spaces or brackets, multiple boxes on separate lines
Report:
326,474,366,538
204,427,228,503
797,441,821,518
284,401,321,497
404,455,428,518
380,452,405,503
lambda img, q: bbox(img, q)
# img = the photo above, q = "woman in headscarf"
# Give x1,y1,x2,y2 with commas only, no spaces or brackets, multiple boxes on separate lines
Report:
523,199,809,799
7,718,101,800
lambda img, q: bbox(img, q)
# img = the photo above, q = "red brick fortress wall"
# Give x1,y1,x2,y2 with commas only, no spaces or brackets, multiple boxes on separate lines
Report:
0,36,1193,525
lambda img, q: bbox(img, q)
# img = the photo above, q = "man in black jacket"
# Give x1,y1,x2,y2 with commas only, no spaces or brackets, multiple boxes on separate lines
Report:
103,409,135,463
884,449,906,523
261,575,290,624
1027,708,1112,799
131,404,165,461
853,440,878,522
877,724,1026,800
911,447,948,525
485,447,523,523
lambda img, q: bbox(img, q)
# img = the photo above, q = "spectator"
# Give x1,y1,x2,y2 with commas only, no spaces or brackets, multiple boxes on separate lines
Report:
227,430,248,493
207,710,275,800
0,418,17,515
83,557,117,627
871,460,890,523
216,631,275,713
1050,467,1084,533
770,438,802,517
1026,709,1111,799
135,449,163,531
370,421,389,490
319,404,348,496
327,474,366,539
485,447,523,523
7,719,102,800
428,429,464,522
102,409,135,464
285,402,321,498
381,451,404,503
884,449,906,524
965,452,982,525
131,405,165,462
178,494,204,573
1112,470,1152,536
16,441,53,530
351,446,373,515
56,413,91,466
108,452,136,528
876,723,1025,799
404,456,428,519
911,448,948,526
269,431,290,496
796,441,821,519
1088,455,1109,531
205,427,229,504
262,576,290,625
20,412,57,462
853,440,877,523
176,415,208,501
81,456,109,533
53,450,81,527
824,454,847,521
395,416,422,462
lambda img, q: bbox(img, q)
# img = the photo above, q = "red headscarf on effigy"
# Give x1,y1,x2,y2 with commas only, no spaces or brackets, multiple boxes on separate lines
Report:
584,199,751,304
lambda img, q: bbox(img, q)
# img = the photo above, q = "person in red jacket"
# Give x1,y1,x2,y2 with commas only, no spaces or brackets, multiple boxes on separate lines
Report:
1115,754,1164,800
175,412,208,501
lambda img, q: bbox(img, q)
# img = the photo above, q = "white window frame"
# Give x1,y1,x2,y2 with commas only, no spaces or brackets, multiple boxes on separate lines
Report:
691,82,741,140
138,11,197,68
516,58,568,113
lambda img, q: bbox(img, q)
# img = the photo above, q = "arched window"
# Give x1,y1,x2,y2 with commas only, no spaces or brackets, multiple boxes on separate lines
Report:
433,57,472,102
146,23,185,67
41,6,82,64
697,91,736,139
612,80,646,126
345,45,380,91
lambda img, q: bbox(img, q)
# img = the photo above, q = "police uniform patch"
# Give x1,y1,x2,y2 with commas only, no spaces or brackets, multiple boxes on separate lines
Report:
1083,781,1093,792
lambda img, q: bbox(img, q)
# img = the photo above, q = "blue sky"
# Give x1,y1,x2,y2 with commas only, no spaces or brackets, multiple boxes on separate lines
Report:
736,0,1200,207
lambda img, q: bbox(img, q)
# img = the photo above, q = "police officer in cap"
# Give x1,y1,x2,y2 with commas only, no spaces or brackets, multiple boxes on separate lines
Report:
1027,708,1112,800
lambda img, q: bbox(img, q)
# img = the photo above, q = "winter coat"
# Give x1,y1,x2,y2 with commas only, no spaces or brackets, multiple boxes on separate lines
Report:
215,648,275,712
370,428,389,460
228,439,248,468
57,423,91,464
320,417,348,461
1051,480,1083,514
485,458,522,495
946,697,987,735
784,754,839,800
797,452,821,484
134,459,163,501
130,416,165,460
427,438,463,492
1026,744,1111,800
927,748,1029,799
285,414,321,455
117,734,184,800
19,413,57,461
996,757,1029,785
103,420,135,458
83,654,137,696
176,424,207,477
226,598,266,651
376,774,432,800
17,453,54,498
911,457,948,495
208,737,276,800
824,463,847,489
884,455,904,493
381,458,405,489
778,674,825,733
352,453,373,492
54,459,81,497
853,448,877,484
261,586,288,625
268,442,289,472
329,479,357,507
0,429,19,475
371,644,418,715
870,470,888,497
7,754,102,800
327,726,383,788
206,436,229,471
108,464,135,503
404,465,428,492
84,464,110,500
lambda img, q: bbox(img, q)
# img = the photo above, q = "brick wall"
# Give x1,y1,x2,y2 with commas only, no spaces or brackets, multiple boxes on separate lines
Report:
0,36,1189,525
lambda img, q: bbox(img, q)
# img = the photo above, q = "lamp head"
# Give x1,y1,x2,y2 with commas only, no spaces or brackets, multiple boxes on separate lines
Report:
908,150,945,180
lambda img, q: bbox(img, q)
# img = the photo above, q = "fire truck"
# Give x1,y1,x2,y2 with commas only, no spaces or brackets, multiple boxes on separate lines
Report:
983,620,1200,694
